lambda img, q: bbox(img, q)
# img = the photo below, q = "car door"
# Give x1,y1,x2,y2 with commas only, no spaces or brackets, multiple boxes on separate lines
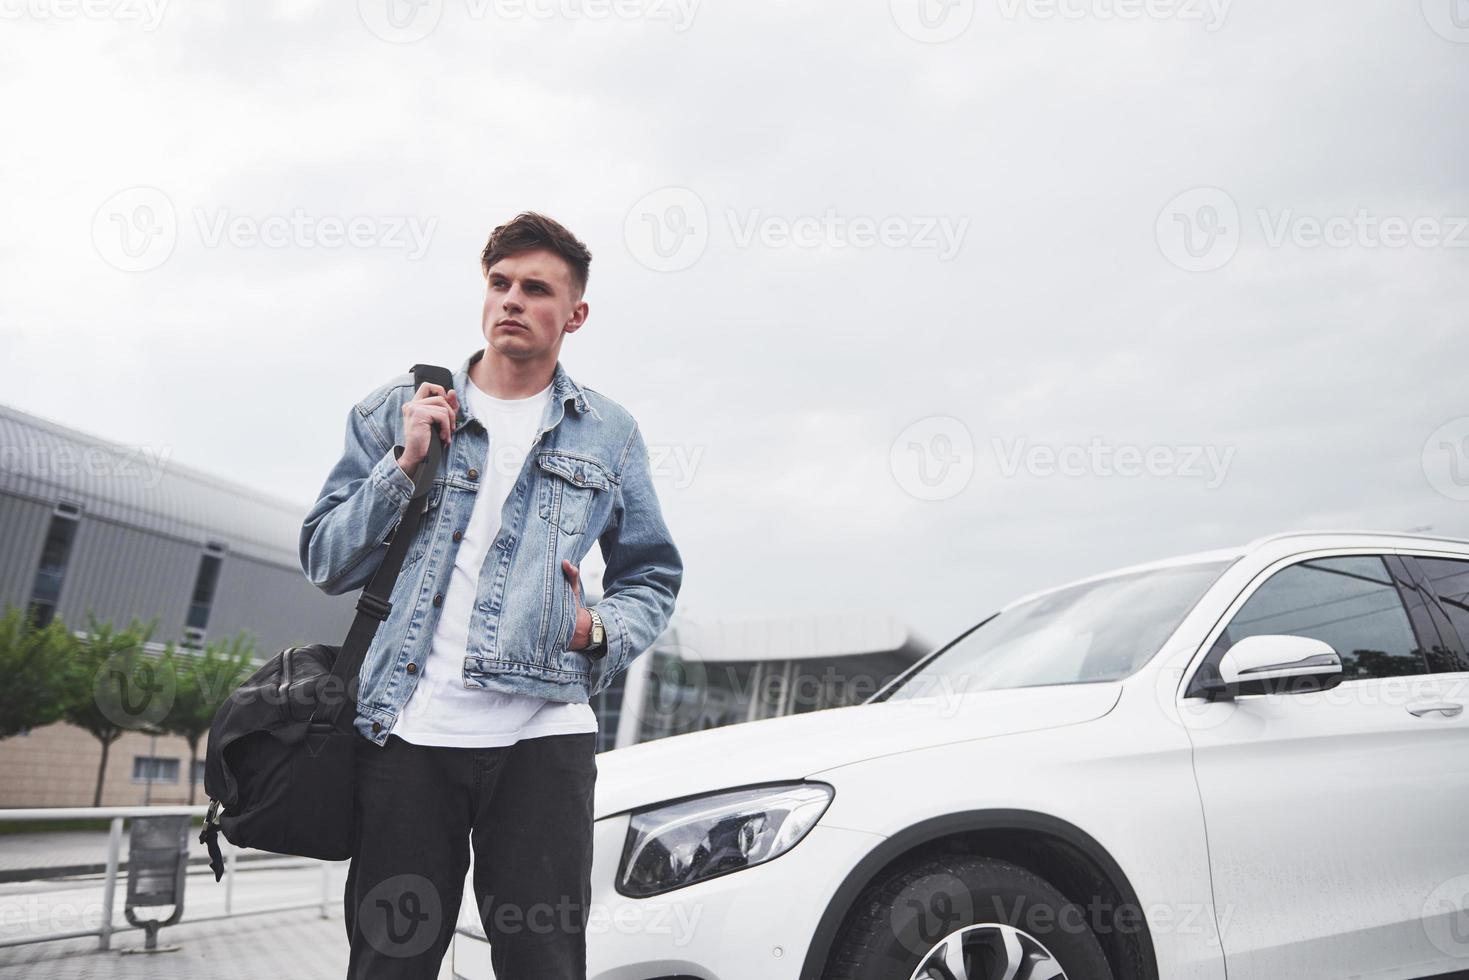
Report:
1178,552,1464,980
1394,553,1469,970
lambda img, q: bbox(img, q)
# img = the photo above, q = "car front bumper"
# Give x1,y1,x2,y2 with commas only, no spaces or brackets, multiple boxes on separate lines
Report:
452,812,885,980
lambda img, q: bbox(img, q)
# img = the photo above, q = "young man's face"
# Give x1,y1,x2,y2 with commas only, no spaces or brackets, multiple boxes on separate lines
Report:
481,248,588,362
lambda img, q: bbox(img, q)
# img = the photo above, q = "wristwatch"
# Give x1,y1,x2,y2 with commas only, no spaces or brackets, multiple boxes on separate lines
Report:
586,608,607,656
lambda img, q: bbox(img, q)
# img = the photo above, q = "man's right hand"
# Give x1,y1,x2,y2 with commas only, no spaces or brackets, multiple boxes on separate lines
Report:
397,382,459,480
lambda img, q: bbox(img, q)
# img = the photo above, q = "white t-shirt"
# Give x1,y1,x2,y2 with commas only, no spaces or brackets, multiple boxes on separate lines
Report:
390,377,600,748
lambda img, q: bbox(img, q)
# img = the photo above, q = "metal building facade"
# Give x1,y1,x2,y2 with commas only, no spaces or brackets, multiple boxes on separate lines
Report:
0,403,353,655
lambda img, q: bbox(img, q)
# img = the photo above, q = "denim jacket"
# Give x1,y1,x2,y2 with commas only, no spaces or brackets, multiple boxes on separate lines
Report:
298,348,683,746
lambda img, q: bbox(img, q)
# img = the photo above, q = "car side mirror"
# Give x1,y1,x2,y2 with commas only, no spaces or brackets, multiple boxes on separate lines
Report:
1215,634,1344,698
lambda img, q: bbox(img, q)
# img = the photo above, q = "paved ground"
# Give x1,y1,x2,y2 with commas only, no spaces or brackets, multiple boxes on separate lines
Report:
0,906,351,979
0,833,459,980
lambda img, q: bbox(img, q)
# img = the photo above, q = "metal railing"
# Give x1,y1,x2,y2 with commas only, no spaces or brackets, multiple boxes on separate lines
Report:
0,806,335,951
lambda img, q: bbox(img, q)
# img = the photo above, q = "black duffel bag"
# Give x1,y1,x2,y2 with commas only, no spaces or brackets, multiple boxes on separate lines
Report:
198,363,451,880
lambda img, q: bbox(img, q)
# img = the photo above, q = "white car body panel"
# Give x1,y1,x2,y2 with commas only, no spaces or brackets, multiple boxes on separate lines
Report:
452,531,1469,980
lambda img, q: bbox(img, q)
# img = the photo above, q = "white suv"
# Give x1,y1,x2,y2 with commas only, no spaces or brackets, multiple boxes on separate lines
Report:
452,531,1469,980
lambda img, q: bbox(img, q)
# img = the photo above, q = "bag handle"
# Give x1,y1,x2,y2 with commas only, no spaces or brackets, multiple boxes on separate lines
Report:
311,363,454,732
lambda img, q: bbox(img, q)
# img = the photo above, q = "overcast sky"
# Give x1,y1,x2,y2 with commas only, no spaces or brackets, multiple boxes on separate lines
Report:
2,0,1467,649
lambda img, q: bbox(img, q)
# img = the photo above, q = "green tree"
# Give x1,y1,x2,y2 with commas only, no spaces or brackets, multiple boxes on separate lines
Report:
162,632,256,804
63,615,166,807
0,606,77,740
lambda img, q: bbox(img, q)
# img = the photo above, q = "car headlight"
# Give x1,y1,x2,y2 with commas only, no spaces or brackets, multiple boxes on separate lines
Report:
617,782,834,897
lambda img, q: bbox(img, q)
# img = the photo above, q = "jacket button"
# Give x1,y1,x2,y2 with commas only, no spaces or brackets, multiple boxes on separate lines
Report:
406,663,418,674
371,722,381,734
433,593,443,607
467,468,479,480
452,530,463,542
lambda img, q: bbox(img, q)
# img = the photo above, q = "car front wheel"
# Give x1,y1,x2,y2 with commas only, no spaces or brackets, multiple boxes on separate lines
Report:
825,854,1115,980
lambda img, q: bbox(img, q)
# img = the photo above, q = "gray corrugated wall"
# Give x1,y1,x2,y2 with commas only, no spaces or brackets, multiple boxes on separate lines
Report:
57,517,198,638
207,552,355,656
0,494,52,614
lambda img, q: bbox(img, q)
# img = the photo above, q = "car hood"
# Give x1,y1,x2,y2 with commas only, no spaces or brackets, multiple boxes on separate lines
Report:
594,682,1122,819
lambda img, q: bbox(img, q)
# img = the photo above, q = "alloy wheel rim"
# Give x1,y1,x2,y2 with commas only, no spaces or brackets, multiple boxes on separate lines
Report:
909,922,1068,980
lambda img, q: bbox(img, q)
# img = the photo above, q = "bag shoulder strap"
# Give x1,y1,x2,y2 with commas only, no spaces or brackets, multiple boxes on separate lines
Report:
314,362,454,730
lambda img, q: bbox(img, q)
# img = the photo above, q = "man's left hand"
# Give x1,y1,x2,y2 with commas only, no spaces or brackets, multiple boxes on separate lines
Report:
562,559,594,652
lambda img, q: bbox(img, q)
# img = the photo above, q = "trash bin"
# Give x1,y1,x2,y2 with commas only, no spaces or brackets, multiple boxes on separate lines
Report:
122,814,190,953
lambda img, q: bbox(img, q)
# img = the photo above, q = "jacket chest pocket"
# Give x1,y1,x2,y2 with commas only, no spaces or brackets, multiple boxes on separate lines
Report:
401,479,446,566
536,451,614,536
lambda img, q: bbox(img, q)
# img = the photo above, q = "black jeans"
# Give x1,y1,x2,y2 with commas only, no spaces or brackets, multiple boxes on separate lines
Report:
343,732,598,979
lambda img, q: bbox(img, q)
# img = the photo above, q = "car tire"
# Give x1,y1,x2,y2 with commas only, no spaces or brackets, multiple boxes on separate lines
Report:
825,854,1115,980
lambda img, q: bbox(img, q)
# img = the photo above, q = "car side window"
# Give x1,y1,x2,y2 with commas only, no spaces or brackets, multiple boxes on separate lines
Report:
1207,556,1426,681
1409,557,1469,672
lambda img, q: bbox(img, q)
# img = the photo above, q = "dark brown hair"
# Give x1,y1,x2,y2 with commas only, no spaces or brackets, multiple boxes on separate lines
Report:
480,212,592,299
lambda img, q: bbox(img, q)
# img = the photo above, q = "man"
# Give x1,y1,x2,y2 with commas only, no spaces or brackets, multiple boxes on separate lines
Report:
298,212,683,979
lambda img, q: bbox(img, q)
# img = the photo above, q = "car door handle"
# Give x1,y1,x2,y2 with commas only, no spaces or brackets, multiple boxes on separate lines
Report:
1407,701,1465,718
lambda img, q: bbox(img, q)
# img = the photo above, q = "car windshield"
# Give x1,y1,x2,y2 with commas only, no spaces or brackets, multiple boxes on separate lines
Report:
885,560,1232,699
